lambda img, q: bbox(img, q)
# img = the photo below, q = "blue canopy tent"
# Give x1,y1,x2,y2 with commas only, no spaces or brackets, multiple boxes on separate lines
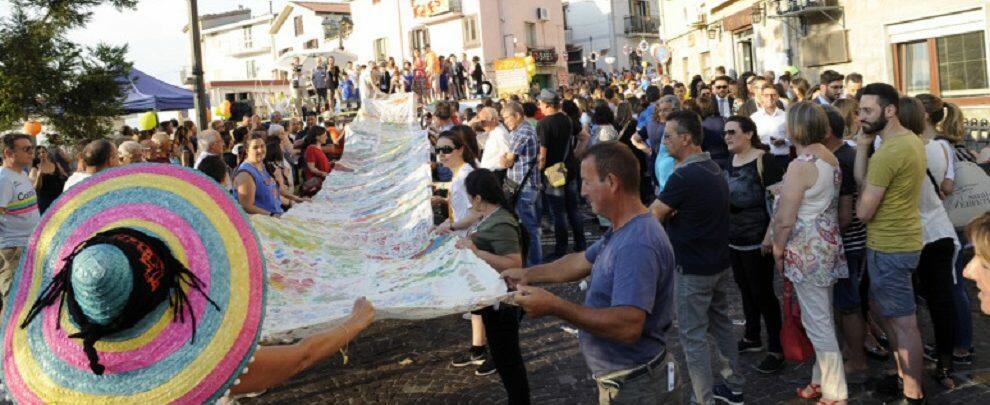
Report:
118,68,203,113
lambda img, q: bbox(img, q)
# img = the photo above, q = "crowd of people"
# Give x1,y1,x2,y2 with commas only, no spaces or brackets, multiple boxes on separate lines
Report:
296,46,489,115
1,62,990,404
419,66,990,405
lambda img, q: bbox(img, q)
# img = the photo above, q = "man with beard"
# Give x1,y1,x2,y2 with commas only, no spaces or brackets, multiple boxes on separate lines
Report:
816,70,845,106
853,83,927,404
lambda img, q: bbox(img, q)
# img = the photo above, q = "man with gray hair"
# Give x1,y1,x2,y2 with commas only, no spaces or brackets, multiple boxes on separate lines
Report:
195,129,224,168
475,107,511,170
117,141,148,165
499,101,542,266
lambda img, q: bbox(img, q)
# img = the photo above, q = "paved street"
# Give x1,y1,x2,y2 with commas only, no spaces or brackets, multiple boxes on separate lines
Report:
246,214,990,405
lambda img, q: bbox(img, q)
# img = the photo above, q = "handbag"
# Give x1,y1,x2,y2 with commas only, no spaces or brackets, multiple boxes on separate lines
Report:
780,281,815,363
543,134,574,195
502,157,538,210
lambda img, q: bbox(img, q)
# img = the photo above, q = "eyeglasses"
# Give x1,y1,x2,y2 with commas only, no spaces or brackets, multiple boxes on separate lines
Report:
435,146,456,155
724,129,738,136
17,146,34,153
662,132,683,140
714,85,728,89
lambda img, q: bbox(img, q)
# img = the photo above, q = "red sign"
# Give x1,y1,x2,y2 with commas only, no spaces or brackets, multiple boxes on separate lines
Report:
412,0,451,18
530,48,558,65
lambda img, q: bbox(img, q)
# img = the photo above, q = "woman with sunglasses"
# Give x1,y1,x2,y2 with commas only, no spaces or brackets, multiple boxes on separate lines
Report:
722,115,786,374
434,130,480,233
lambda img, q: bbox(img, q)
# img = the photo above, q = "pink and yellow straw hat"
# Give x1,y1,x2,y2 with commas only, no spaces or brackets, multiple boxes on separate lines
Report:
0,164,266,403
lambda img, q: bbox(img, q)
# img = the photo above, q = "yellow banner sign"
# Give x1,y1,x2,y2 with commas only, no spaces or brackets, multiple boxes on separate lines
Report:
494,57,530,96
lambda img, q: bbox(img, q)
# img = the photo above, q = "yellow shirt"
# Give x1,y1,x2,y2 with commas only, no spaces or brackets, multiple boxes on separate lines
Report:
865,131,926,252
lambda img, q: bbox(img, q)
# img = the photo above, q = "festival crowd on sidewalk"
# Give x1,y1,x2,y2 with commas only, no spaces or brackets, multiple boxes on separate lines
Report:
2,60,990,405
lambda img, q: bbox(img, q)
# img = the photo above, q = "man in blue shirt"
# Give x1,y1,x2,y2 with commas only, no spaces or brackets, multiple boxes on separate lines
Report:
651,110,745,405
504,141,681,404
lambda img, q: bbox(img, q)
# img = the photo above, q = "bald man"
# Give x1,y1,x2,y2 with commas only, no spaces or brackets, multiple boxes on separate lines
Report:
475,107,512,170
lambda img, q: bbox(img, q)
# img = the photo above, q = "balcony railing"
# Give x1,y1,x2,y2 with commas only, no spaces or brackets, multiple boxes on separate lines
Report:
624,15,660,36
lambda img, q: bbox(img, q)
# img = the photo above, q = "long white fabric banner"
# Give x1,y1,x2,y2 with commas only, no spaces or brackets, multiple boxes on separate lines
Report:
253,93,507,338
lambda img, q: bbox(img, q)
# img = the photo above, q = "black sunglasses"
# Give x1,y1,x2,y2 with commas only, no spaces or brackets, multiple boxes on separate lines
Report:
724,129,738,136
435,146,456,155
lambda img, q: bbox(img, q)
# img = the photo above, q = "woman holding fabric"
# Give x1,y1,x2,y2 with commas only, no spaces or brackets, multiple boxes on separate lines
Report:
1,164,375,403
771,102,848,404
234,134,284,217
300,126,332,197
452,169,530,404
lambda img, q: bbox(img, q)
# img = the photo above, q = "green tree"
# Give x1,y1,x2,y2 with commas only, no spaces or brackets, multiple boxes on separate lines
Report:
0,0,138,146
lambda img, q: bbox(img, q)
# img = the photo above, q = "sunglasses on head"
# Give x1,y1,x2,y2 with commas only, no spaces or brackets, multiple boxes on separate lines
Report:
435,146,456,155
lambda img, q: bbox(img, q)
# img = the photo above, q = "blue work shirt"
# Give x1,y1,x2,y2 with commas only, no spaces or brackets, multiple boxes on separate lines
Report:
580,212,675,375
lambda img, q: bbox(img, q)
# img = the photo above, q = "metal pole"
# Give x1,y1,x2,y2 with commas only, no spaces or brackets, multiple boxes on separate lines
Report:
187,0,210,129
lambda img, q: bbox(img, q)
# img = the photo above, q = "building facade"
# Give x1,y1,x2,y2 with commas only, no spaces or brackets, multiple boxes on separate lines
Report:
347,0,568,89
658,0,990,120
562,0,661,73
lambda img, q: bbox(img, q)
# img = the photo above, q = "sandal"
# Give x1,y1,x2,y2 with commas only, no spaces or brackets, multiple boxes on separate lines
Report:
934,365,956,389
865,344,890,361
797,384,822,399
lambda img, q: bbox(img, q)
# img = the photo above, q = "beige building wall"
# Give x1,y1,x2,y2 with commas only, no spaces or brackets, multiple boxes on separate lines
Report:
659,0,990,120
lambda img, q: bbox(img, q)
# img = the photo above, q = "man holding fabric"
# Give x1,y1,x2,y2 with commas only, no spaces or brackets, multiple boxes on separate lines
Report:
503,141,680,404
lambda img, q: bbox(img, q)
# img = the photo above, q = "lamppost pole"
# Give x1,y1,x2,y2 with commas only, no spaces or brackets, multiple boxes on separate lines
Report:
187,0,210,129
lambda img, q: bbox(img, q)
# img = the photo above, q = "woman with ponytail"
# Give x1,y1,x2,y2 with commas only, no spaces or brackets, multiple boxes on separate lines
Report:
918,93,977,367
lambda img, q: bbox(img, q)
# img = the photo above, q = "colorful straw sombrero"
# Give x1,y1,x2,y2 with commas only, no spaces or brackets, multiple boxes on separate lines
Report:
0,164,266,403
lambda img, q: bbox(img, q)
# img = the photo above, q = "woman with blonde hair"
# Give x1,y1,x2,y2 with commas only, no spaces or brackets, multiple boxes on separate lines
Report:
771,101,848,404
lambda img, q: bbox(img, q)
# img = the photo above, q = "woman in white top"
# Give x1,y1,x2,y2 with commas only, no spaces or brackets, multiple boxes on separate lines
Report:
897,96,960,388
771,102,848,404
434,129,479,230
590,103,619,143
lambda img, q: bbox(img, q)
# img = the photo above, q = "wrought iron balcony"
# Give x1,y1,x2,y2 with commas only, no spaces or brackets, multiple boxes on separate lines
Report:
624,15,660,36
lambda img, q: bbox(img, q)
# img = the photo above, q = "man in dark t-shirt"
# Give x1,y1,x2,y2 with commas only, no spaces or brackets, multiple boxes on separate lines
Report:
536,90,586,257
650,110,745,405
327,57,341,113
822,105,871,376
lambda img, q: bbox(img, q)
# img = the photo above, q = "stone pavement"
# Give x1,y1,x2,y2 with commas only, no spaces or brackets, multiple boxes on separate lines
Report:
245,213,990,404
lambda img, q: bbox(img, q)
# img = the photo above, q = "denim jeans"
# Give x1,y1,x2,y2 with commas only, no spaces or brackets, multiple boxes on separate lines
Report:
515,186,542,266
953,230,974,350
675,268,745,405
545,180,586,257
866,249,921,318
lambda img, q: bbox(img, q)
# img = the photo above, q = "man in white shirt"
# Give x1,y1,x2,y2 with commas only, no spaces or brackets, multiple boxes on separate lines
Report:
194,129,224,168
65,139,118,191
0,133,41,299
474,107,511,170
750,84,790,167
712,76,734,118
